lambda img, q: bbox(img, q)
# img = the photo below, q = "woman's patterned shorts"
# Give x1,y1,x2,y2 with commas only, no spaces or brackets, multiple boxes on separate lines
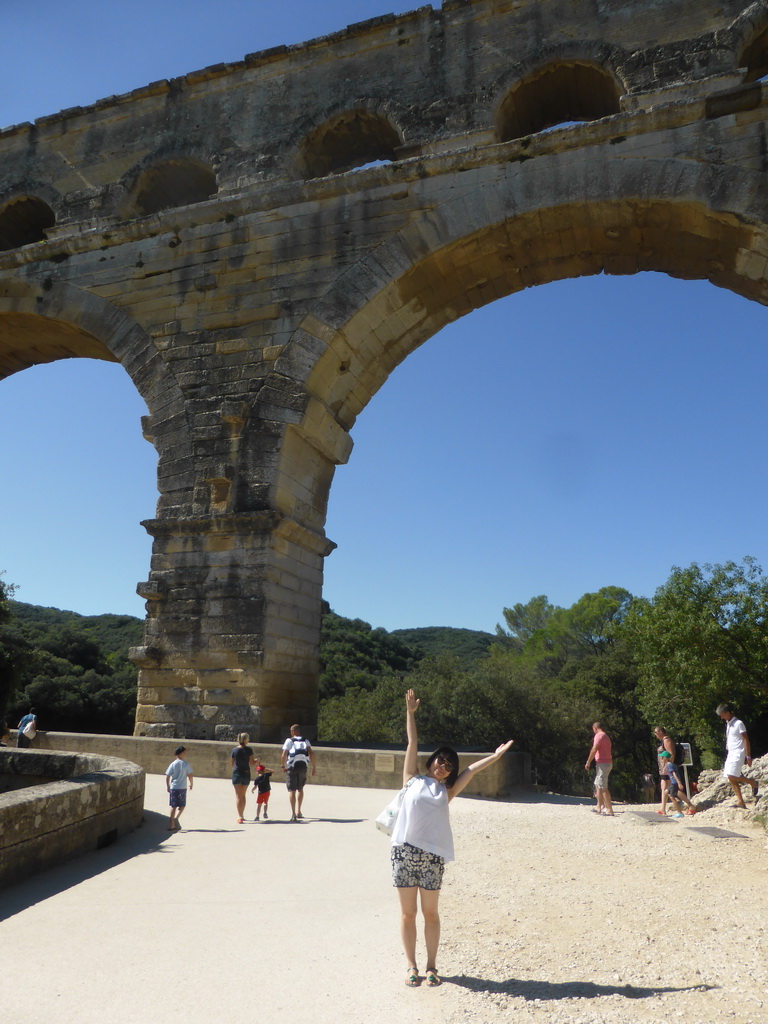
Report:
391,842,445,890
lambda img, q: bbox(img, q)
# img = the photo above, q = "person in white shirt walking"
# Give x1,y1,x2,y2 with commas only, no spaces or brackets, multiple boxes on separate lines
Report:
716,703,759,808
281,724,316,821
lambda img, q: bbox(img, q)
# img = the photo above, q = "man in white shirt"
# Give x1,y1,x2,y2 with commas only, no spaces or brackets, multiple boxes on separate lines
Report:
716,703,759,808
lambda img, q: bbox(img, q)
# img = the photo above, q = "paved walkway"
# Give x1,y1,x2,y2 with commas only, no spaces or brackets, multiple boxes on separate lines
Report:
2,775,443,1024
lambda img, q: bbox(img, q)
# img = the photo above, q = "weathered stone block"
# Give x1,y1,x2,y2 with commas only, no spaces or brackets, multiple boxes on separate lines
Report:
0,749,144,889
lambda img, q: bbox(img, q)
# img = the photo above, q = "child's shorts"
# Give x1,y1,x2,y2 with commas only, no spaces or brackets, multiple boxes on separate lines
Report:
257,791,271,805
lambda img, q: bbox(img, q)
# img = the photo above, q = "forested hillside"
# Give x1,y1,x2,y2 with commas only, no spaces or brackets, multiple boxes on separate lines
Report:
2,600,142,735
3,559,768,800
390,626,497,665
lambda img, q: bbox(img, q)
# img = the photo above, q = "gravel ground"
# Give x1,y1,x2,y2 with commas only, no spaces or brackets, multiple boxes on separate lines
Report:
3,769,766,1024
422,789,768,1024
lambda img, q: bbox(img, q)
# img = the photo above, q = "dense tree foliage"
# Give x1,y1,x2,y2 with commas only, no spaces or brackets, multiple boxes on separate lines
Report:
318,570,767,797
319,608,420,699
619,558,768,764
391,626,497,665
319,591,649,798
2,601,142,734
496,594,558,651
0,575,34,724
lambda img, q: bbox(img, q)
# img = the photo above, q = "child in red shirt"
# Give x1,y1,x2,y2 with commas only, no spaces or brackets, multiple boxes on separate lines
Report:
252,763,273,820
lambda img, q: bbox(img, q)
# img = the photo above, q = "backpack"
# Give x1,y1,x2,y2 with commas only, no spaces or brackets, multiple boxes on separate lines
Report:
675,741,687,766
288,737,310,766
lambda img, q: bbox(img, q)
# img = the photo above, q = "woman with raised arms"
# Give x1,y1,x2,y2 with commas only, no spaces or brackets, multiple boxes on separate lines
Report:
392,688,514,988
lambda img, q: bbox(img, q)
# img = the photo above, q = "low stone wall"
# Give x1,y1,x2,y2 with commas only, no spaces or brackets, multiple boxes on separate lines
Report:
0,749,145,890
20,732,529,797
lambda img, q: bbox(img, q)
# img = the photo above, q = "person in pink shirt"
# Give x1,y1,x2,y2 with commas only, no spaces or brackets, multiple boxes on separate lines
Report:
585,721,614,816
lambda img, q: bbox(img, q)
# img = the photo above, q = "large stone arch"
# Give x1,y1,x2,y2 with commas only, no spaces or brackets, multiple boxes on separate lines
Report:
269,149,768,526
251,155,768,711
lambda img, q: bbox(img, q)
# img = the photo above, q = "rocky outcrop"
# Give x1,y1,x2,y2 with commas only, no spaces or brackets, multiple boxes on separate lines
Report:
693,751,767,823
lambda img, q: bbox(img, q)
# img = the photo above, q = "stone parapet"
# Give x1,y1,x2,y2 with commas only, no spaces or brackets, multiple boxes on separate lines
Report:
23,732,529,798
0,749,145,890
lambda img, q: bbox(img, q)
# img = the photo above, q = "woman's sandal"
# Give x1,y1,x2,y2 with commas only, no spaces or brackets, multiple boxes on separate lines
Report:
405,967,420,987
425,969,441,987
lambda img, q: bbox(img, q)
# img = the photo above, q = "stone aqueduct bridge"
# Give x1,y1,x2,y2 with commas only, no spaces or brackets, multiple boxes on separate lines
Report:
3,0,768,741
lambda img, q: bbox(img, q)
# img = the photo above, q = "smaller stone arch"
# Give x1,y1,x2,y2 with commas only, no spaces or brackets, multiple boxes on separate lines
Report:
293,103,404,180
0,194,56,252
0,278,195,514
732,1,768,80
123,156,218,218
494,55,624,142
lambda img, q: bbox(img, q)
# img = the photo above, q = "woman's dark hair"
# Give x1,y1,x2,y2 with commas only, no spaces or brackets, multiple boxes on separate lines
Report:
426,746,460,788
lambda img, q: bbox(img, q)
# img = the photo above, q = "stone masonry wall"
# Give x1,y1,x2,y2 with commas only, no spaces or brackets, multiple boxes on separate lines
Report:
0,749,145,890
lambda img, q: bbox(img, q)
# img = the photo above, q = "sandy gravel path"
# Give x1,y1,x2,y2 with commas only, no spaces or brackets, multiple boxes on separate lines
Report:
2,777,766,1024
441,793,768,1024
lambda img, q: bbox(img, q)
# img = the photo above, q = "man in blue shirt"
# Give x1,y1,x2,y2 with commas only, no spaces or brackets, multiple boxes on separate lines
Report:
16,708,38,748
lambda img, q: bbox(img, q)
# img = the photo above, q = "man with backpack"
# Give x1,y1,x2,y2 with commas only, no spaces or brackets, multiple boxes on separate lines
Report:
281,724,316,821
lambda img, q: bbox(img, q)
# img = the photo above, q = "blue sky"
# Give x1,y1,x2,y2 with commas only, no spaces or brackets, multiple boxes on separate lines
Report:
2,2,767,633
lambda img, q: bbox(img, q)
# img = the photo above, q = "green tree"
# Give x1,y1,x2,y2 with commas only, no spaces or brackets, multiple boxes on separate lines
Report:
494,588,647,796
496,594,560,651
556,642,650,797
0,575,33,723
5,600,141,735
620,558,768,754
527,587,633,662
318,670,406,743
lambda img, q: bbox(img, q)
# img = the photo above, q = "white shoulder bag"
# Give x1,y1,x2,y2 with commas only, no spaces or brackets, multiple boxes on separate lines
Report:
375,777,416,835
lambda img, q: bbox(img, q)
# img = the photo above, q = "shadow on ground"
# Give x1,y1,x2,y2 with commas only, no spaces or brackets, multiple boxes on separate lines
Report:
442,975,716,1001
288,817,366,825
510,791,596,807
0,809,172,922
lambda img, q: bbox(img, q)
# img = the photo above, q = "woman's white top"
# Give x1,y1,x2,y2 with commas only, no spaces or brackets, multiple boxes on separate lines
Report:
391,775,455,861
